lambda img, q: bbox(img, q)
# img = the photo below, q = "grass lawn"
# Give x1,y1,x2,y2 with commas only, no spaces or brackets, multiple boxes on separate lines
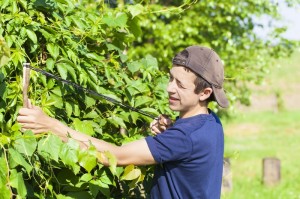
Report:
221,49,300,199
222,110,300,199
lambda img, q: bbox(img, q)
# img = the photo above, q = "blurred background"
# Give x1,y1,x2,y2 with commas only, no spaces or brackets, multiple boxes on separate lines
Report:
222,1,300,198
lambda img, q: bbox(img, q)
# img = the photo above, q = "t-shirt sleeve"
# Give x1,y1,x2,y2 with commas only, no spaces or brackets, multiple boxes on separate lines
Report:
145,128,193,164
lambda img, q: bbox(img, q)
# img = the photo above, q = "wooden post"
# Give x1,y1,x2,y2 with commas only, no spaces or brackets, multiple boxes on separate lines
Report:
262,157,281,186
222,157,232,192
22,63,31,108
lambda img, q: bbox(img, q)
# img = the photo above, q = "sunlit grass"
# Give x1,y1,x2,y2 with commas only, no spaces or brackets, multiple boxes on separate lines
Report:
222,110,300,199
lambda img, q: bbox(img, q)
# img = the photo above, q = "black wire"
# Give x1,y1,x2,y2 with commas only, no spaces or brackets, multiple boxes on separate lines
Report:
25,65,157,119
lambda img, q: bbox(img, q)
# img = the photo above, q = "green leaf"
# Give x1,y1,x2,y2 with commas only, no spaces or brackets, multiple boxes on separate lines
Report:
0,0,10,10
104,151,117,175
26,29,37,44
0,133,10,146
102,12,128,28
57,62,77,81
10,169,27,198
95,169,114,186
78,149,97,173
49,92,63,109
13,131,37,157
85,53,104,61
46,43,60,59
65,102,72,117
80,173,93,182
56,194,74,199
73,118,95,136
142,54,158,69
33,0,57,12
83,110,98,119
0,184,10,199
127,61,140,73
121,164,141,181
107,115,126,128
0,154,11,198
85,95,96,108
0,156,8,182
46,58,55,71
38,134,62,162
8,148,32,174
140,107,159,117
57,63,68,79
0,37,10,67
89,179,110,198
71,15,85,29
129,112,140,124
127,17,142,38
66,191,93,199
127,4,144,18
134,96,153,108
39,28,52,40
11,50,25,67
59,139,80,174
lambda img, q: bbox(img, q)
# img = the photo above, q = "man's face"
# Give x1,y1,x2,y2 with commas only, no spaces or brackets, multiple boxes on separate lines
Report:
167,66,202,118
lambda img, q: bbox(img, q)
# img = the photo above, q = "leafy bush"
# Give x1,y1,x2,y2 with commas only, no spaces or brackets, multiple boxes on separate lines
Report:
0,0,170,198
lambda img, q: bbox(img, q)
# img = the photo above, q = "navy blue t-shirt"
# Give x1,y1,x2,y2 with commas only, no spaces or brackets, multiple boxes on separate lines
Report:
145,112,224,199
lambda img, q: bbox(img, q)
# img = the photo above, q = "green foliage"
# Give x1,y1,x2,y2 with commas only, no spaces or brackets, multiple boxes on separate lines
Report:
0,0,299,198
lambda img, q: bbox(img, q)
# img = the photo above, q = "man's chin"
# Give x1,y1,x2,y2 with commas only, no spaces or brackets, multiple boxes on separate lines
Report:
169,105,180,111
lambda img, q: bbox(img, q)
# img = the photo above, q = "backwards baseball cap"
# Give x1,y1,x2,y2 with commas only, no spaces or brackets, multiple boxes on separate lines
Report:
172,45,229,108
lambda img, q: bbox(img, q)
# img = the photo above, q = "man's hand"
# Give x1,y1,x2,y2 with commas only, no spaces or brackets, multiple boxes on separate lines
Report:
17,100,55,134
150,114,172,135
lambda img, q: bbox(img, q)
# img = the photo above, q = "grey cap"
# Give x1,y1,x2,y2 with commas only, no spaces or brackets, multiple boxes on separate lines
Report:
172,45,229,108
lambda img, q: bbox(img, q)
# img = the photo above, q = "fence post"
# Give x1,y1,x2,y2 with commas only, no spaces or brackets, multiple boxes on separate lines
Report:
222,157,232,192
262,157,281,186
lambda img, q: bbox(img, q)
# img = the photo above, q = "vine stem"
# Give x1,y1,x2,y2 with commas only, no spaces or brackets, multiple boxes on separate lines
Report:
1,145,13,197
148,0,198,14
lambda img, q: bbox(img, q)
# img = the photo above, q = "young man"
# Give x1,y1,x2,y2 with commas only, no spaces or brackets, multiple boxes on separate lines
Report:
17,45,229,199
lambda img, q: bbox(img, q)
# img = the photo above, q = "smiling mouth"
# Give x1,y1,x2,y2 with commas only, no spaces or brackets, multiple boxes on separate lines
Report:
169,96,179,103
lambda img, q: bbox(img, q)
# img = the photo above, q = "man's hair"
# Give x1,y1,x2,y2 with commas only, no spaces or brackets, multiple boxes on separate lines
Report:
194,75,214,103
183,67,214,103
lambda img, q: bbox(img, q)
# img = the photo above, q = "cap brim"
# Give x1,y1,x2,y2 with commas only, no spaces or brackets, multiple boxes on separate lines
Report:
212,87,229,108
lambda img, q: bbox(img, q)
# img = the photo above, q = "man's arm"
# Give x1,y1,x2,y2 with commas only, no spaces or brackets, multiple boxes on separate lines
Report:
17,105,156,166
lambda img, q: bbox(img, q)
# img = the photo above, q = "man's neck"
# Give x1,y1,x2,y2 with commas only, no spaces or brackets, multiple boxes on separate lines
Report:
179,107,209,118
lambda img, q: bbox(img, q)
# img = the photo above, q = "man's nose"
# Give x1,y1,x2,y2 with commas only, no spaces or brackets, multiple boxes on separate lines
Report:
167,80,176,93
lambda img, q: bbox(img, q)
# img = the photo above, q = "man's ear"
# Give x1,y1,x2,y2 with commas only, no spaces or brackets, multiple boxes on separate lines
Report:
199,88,213,101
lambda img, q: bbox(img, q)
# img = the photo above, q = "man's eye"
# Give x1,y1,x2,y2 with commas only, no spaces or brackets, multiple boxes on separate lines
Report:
176,81,185,89
178,84,185,88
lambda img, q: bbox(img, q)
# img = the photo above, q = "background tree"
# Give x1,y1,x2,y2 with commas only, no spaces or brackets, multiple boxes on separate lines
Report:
126,0,299,113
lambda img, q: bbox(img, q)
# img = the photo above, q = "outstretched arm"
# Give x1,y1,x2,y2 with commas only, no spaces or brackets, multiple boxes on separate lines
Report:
17,103,156,166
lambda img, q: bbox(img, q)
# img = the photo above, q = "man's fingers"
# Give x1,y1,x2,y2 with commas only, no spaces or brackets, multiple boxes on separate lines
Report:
151,126,161,135
19,123,47,134
17,115,32,123
18,107,34,116
158,115,172,126
150,115,173,135
159,126,166,131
